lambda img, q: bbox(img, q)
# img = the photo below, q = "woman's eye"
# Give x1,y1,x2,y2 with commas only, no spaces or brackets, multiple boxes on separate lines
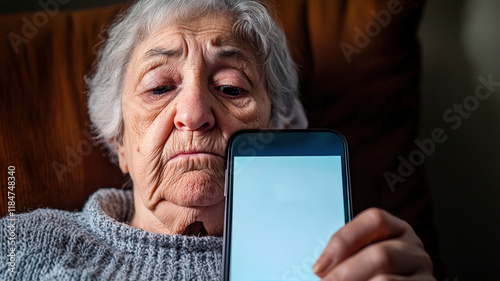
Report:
216,85,247,96
151,85,174,95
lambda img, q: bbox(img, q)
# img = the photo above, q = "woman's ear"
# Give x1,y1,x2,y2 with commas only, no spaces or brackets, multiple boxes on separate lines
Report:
116,143,129,174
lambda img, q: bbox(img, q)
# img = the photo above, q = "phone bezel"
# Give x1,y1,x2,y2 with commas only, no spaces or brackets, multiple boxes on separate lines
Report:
221,129,352,280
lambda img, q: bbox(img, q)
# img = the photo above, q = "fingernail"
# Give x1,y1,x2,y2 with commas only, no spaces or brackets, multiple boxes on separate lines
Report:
312,259,324,275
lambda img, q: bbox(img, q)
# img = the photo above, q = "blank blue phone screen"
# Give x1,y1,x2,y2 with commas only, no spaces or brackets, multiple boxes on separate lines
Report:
230,156,345,281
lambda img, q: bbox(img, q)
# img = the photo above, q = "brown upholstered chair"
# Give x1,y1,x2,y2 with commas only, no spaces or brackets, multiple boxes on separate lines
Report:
0,0,443,277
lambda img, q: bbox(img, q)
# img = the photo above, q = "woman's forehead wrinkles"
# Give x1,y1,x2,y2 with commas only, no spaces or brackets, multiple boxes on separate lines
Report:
139,31,253,62
131,15,259,83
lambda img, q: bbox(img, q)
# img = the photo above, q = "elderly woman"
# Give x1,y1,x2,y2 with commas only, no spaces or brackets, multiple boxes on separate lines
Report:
1,0,434,280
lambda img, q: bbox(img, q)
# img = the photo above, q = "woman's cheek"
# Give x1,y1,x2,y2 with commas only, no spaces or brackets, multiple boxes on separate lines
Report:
121,100,172,183
218,91,270,129
125,96,174,151
122,95,152,139
231,96,271,129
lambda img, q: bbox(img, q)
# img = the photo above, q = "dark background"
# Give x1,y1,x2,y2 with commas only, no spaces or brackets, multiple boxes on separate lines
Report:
419,0,500,280
2,0,499,280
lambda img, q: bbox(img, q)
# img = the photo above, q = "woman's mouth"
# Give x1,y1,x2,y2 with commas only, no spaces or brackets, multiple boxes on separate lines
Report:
172,152,222,159
169,151,224,162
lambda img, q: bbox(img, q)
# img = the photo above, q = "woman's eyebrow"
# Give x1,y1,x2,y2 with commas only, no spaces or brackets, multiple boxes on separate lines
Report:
216,49,253,64
141,48,182,62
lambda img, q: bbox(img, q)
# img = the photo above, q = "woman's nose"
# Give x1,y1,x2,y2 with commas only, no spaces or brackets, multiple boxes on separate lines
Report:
173,82,215,131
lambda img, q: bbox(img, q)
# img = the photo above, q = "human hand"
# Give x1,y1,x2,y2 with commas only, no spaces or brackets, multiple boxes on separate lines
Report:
312,208,435,281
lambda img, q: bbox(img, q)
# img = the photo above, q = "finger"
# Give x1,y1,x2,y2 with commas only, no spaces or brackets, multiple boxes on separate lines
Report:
320,240,433,281
313,208,420,277
368,273,437,281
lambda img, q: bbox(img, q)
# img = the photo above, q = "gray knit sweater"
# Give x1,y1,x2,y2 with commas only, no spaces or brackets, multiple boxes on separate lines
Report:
0,188,222,280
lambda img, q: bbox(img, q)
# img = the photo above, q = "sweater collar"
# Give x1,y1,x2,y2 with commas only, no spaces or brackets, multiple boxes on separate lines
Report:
82,188,223,253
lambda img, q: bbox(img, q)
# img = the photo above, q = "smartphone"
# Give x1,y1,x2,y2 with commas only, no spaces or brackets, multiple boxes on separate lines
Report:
222,129,352,281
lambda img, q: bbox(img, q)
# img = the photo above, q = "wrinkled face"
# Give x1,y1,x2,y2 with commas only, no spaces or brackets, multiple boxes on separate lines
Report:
117,12,271,236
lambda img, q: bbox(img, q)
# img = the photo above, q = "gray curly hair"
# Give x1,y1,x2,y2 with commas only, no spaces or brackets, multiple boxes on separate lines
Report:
87,0,307,160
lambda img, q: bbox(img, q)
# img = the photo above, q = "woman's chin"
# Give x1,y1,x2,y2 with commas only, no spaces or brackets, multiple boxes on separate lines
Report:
153,194,225,236
166,170,224,207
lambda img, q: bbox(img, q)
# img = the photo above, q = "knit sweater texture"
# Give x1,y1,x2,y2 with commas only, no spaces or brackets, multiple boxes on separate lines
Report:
0,188,223,280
